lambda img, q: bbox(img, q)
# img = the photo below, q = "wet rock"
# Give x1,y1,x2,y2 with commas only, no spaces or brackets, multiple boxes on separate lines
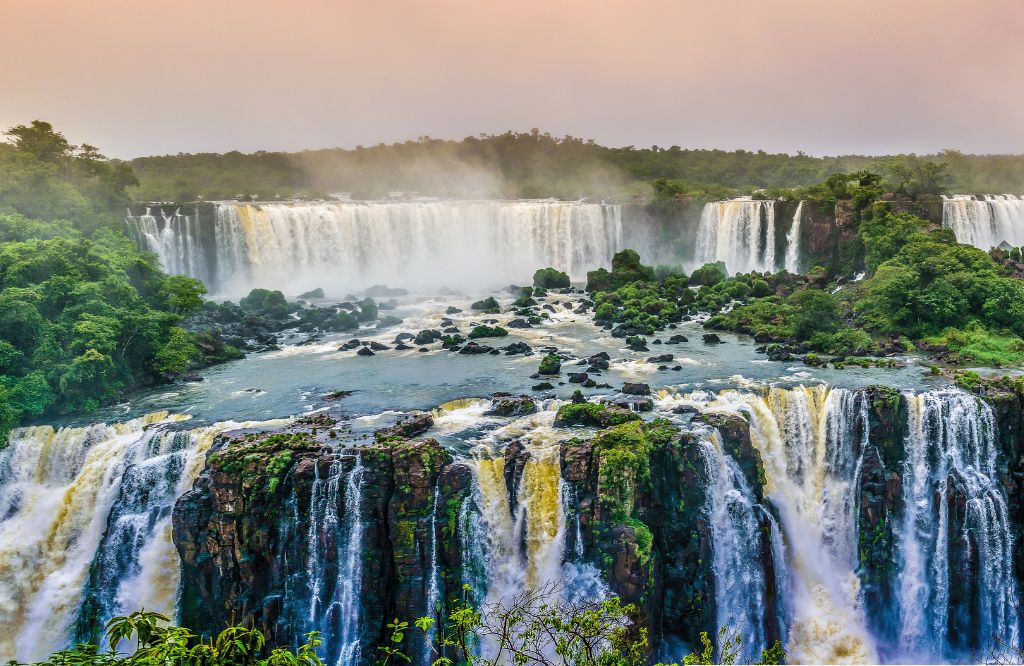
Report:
507,318,532,329
357,346,375,356
501,342,532,356
297,287,325,299
532,382,555,391
414,329,442,345
485,395,538,417
339,339,361,351
647,354,674,363
395,343,413,350
458,341,494,355
668,335,688,344
183,372,204,382
394,332,414,343
369,341,389,351
702,334,723,344
375,412,435,441
376,315,403,329
621,382,652,396
568,372,589,384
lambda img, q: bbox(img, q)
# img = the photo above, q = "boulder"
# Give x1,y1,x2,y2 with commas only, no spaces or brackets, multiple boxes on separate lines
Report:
621,382,651,396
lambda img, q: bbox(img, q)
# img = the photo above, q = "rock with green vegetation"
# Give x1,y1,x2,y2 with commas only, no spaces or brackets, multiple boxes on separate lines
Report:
553,402,641,428
586,249,656,292
470,296,500,312
297,287,325,299
374,412,434,442
172,417,463,659
687,261,728,286
538,352,562,375
533,266,570,289
485,395,537,417
468,324,508,339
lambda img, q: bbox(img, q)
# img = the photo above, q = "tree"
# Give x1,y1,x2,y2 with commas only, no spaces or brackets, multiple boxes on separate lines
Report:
5,120,72,164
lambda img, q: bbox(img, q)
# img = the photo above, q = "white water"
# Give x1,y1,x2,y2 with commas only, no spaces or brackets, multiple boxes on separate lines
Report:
305,454,365,666
0,413,283,662
698,427,769,661
896,389,1018,661
784,201,804,274
128,200,632,297
942,194,1024,250
707,386,875,664
695,198,779,275
126,207,212,284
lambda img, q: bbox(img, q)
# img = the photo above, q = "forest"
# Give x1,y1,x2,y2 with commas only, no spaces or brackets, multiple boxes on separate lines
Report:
127,130,1024,202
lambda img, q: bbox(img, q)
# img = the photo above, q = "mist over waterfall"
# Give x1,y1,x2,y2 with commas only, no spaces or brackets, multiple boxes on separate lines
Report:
127,200,641,296
942,194,1024,250
696,198,796,274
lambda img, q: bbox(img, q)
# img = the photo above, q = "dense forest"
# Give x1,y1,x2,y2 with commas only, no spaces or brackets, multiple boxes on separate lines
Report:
127,130,1024,202
0,122,225,443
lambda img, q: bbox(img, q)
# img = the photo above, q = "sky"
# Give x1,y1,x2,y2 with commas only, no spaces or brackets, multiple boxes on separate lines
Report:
2,0,1023,159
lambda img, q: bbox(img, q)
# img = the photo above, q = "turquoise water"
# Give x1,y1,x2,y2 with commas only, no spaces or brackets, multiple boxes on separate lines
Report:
69,289,945,427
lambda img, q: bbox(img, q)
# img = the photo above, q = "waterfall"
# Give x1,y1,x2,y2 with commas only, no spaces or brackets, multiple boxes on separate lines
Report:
0,413,255,662
698,428,769,661
127,200,630,296
125,207,211,284
422,480,442,666
783,201,804,274
942,194,1024,250
710,386,876,664
896,389,1018,661
305,454,365,666
695,198,778,275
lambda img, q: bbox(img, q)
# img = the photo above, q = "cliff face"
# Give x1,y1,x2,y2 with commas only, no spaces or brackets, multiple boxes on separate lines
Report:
172,386,1024,661
172,415,471,665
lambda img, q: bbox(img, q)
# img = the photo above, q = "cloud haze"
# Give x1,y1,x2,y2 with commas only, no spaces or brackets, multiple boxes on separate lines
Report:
2,0,1022,158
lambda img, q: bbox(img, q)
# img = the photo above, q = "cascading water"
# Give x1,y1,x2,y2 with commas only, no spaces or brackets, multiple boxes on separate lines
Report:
127,200,631,296
304,454,365,666
695,198,778,274
942,194,1024,250
125,207,212,284
697,427,769,661
709,386,876,664
783,201,804,274
896,389,1018,661
0,413,279,663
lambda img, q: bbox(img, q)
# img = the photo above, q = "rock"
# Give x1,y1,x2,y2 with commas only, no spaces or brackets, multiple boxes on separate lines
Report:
183,372,204,382
369,341,389,351
485,396,538,417
395,343,413,350
553,402,641,428
702,334,723,344
414,329,442,345
668,335,688,344
538,353,562,375
376,315,403,329
375,412,435,441
418,347,429,352
365,284,409,297
647,354,674,363
394,332,414,343
297,287,325,299
339,338,361,351
672,404,698,415
459,341,494,355
357,346,375,356
501,342,532,356
445,306,462,315
653,339,662,344
568,372,589,384
470,297,500,312
506,318,532,329
621,382,651,396
532,382,555,391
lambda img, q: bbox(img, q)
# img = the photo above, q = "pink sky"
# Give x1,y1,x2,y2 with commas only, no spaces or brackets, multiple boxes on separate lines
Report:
2,0,1022,157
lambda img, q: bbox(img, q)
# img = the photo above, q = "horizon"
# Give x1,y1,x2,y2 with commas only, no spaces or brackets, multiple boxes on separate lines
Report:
3,0,1022,159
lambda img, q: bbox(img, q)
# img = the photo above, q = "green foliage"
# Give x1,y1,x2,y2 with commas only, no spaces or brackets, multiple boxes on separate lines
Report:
688,262,728,286
533,267,570,289
586,249,657,292
925,326,1024,367
14,609,326,666
554,402,642,428
787,289,840,339
470,296,500,313
467,325,508,339
538,353,561,375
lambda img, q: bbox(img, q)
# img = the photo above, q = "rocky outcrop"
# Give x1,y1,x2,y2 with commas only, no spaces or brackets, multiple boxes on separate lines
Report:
172,416,471,665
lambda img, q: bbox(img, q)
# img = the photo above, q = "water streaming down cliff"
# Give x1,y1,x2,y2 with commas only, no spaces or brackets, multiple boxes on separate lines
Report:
784,201,804,274
697,428,770,661
0,413,279,662
896,390,1018,661
126,207,213,284
710,386,875,664
304,454,365,666
128,200,632,296
942,194,1024,250
696,198,782,275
